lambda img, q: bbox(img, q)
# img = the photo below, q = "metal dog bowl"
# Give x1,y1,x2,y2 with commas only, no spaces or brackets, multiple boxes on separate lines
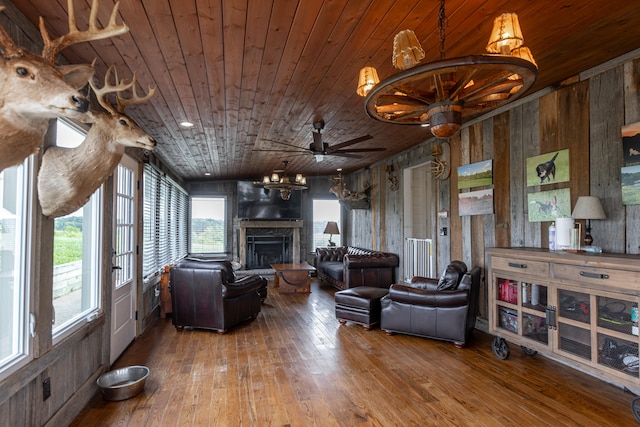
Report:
97,365,149,401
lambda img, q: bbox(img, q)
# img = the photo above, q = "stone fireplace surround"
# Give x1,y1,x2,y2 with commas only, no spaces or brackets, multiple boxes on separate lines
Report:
238,220,302,269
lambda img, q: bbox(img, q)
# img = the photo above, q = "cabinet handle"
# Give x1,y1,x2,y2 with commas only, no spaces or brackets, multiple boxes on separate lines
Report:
546,305,557,330
579,271,609,280
508,262,527,269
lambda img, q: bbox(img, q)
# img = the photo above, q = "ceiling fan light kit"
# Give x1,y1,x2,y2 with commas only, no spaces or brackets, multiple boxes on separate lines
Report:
358,0,538,139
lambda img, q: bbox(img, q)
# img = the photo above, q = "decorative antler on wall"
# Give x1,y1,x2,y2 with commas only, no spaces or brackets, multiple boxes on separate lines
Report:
38,65,156,218
0,0,129,172
431,142,451,180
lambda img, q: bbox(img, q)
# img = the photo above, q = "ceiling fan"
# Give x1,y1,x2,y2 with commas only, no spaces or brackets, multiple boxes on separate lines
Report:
256,120,386,160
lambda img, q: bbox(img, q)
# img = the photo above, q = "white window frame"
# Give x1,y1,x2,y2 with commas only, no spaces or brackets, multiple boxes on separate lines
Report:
189,196,227,255
51,119,103,344
312,199,341,249
0,158,35,381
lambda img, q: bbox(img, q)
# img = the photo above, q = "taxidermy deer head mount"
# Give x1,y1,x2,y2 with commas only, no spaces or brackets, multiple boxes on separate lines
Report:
0,0,129,172
38,65,156,218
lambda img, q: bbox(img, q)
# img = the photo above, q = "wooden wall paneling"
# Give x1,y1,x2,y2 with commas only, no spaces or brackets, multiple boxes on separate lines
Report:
483,119,496,254
459,128,472,268
449,134,463,263
521,99,541,247
383,163,403,259
624,59,640,254
378,165,387,251
589,67,625,253
493,112,511,247
436,166,450,276
558,81,591,234
509,104,526,247
468,123,487,319
538,91,559,248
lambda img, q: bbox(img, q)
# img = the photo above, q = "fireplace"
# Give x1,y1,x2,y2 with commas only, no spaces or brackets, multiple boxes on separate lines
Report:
245,235,292,269
238,220,303,269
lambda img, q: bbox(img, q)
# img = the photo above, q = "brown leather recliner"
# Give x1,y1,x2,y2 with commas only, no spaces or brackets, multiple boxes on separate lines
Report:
169,259,267,334
380,261,481,347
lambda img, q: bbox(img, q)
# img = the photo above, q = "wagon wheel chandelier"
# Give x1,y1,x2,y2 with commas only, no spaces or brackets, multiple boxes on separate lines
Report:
358,0,538,139
262,160,307,200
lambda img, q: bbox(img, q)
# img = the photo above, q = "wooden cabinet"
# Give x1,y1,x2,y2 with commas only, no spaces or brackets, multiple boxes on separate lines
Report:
486,247,640,393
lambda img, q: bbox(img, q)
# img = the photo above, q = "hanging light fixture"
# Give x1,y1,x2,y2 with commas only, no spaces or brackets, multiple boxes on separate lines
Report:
359,0,538,139
356,66,380,97
263,160,307,200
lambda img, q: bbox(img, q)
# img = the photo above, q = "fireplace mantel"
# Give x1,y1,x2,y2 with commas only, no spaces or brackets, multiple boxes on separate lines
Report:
239,220,303,269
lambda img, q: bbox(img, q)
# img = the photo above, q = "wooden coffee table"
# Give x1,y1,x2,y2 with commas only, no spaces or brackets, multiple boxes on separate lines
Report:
270,263,316,294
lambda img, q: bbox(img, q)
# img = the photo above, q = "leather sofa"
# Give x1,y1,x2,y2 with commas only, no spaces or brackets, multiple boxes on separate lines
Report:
380,261,481,347
315,246,399,290
169,258,267,334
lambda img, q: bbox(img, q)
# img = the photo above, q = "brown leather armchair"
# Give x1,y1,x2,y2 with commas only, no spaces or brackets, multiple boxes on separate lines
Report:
169,259,267,334
380,261,481,347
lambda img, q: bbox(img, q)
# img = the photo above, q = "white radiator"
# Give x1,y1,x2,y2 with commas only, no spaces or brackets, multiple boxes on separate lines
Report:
404,238,434,281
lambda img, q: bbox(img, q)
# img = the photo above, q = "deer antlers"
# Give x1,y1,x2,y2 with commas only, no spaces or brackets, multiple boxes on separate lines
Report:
40,0,129,64
89,64,156,115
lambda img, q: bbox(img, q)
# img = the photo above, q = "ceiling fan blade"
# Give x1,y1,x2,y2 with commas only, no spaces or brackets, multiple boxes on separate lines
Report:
312,131,323,152
331,147,387,153
326,134,373,152
266,140,309,152
330,152,362,159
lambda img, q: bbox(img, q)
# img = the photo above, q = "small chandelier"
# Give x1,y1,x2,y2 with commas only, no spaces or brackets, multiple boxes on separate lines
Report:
262,160,307,200
358,0,538,139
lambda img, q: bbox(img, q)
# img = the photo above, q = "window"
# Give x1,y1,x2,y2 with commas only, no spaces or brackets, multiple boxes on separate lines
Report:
52,120,102,340
142,164,188,279
0,162,32,379
312,199,341,249
190,197,226,254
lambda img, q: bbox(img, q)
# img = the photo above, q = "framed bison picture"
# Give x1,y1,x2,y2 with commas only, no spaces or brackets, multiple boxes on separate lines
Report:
622,122,640,166
526,149,570,187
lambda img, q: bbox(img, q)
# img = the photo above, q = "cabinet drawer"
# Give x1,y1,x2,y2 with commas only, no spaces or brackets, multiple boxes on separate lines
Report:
491,256,549,277
553,263,640,288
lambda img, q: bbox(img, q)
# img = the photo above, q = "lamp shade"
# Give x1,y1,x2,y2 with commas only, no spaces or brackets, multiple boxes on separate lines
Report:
323,221,340,235
510,46,537,68
571,196,606,220
392,29,425,70
486,13,524,54
357,66,380,97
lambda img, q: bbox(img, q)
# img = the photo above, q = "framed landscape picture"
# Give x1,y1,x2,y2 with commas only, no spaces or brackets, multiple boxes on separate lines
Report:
459,189,494,216
622,164,640,205
458,159,493,190
527,188,571,222
526,149,570,186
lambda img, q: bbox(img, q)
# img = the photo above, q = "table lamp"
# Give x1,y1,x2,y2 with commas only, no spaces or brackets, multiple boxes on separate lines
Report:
571,196,606,246
323,221,340,247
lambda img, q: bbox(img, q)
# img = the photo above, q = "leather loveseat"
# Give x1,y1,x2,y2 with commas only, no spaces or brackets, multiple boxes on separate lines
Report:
380,261,481,347
315,246,399,290
169,258,267,334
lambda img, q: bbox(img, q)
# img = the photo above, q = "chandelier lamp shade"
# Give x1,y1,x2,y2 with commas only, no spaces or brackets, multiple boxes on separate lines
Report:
358,1,538,139
392,29,425,70
357,66,380,97
323,221,340,246
262,160,307,200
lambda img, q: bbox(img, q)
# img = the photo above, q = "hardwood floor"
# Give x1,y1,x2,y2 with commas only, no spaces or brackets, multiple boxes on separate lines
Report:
72,280,637,426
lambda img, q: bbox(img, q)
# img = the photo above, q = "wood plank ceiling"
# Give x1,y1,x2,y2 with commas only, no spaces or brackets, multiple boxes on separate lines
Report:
5,0,640,181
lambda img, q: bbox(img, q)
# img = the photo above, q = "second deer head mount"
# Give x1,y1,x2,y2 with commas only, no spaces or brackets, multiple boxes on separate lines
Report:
38,65,156,218
0,0,130,172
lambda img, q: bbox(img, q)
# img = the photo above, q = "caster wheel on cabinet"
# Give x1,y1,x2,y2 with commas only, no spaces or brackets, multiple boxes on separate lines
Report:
491,336,510,360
